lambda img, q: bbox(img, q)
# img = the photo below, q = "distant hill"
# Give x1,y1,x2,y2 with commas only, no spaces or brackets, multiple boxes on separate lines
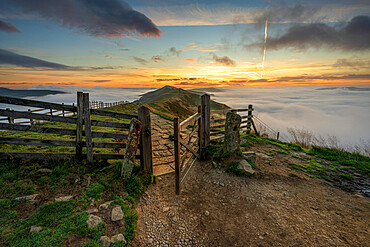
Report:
0,87,67,98
135,85,230,120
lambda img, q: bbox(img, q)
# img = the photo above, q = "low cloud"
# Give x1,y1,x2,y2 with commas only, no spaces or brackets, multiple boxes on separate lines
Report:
120,49,129,51
0,20,20,33
250,15,370,51
133,56,147,64
152,55,164,63
333,58,370,69
210,52,236,66
6,0,161,38
169,47,181,56
0,48,70,69
104,55,117,59
184,58,196,64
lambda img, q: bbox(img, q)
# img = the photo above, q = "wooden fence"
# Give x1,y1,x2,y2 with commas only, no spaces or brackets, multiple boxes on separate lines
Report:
0,93,153,172
90,100,128,109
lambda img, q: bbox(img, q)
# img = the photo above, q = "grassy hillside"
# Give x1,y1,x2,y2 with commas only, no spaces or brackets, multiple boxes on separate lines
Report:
136,86,230,120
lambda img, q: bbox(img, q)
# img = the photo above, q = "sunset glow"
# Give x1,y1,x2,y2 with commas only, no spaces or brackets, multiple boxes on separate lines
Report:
0,0,369,88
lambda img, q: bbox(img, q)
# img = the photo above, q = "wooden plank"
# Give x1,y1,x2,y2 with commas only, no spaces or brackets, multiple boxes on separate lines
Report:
180,156,197,185
232,108,254,112
92,142,126,149
210,109,230,114
179,138,199,158
0,152,135,160
76,92,84,160
240,120,250,125
182,125,199,144
0,109,77,124
138,106,153,173
90,120,130,129
210,130,225,136
210,118,225,124
179,112,201,129
210,124,225,129
91,108,138,120
174,117,181,195
241,115,253,120
0,137,75,147
0,96,75,111
83,93,93,163
0,122,127,139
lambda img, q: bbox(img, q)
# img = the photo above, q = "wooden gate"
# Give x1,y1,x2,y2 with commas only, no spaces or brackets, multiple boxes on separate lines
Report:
173,106,202,195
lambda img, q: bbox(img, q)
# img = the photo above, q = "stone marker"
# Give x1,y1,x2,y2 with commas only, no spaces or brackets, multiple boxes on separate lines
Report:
99,236,111,247
111,206,124,221
86,214,103,228
121,118,142,178
224,111,241,154
238,160,255,176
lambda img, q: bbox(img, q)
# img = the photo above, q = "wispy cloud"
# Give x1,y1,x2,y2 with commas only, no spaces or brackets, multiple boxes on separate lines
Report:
184,58,196,64
0,20,20,33
5,0,161,38
210,52,236,66
333,58,370,69
133,56,148,64
152,55,164,63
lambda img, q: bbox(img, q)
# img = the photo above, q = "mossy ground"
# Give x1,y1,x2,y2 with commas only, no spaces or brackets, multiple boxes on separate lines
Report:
0,157,154,247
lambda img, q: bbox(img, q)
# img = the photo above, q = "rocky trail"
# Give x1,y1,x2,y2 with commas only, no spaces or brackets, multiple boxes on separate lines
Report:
131,114,370,247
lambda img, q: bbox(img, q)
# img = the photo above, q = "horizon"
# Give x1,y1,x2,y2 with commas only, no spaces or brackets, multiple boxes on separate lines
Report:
1,0,370,88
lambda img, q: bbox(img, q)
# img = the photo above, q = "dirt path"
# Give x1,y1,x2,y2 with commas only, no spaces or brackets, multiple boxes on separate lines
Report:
133,134,370,246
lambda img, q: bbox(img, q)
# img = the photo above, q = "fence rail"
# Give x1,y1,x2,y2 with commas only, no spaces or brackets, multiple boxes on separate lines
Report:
0,94,151,169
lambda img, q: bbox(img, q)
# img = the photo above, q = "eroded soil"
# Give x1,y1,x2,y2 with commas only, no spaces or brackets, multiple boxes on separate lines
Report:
133,143,370,247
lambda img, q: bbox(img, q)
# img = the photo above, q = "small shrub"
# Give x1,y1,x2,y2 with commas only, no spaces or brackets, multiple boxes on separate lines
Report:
339,173,354,181
289,173,298,177
225,161,245,176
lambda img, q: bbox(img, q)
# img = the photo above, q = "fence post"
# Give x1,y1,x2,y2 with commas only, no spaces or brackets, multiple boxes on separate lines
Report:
174,117,180,195
83,93,93,163
277,132,280,140
76,92,84,160
72,103,76,116
197,105,203,158
246,104,253,134
201,94,210,149
138,106,153,173
6,108,14,124
62,103,65,117
28,109,34,125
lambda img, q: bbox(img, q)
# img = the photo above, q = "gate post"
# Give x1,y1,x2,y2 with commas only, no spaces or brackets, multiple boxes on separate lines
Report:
138,106,153,173
83,93,93,163
75,92,83,160
246,104,253,134
201,94,210,150
174,117,180,195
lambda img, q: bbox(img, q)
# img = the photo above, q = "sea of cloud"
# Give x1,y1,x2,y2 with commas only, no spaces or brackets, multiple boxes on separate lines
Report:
2,85,369,149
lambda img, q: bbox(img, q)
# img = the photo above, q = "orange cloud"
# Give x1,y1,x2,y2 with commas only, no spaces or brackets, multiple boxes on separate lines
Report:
184,58,196,63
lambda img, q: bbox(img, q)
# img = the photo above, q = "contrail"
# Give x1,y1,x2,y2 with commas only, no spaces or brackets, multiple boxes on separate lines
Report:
262,17,268,71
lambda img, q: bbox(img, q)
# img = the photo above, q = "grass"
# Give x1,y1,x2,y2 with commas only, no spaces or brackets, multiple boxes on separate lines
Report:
287,159,331,181
308,146,370,176
0,157,153,246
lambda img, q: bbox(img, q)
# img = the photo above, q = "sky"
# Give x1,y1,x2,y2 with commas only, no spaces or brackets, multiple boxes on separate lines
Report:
0,0,370,88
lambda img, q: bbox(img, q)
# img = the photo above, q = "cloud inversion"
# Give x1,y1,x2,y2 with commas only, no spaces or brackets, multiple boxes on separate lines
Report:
7,0,161,38
210,53,236,66
258,15,370,51
0,48,70,69
0,20,20,33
